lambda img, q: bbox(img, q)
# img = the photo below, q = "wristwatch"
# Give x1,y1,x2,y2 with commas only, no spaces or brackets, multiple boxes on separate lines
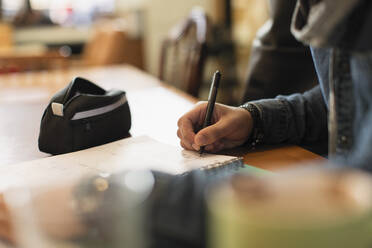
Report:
240,103,264,148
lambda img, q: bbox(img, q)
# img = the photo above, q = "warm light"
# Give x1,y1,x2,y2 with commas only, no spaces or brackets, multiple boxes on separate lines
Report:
30,0,50,10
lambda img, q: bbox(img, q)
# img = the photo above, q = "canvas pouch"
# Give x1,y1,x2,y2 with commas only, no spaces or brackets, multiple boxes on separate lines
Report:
38,77,131,155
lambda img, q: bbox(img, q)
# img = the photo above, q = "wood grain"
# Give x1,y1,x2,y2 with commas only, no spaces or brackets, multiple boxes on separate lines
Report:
244,145,326,171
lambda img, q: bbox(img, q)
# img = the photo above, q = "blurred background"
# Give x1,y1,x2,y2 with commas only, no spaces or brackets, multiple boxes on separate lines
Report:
0,0,268,105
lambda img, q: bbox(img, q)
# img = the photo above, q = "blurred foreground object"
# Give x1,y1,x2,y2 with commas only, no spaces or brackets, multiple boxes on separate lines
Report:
4,170,154,248
208,167,372,248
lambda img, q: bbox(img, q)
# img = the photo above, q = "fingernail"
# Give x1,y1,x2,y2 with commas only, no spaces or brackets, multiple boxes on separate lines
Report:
192,143,200,151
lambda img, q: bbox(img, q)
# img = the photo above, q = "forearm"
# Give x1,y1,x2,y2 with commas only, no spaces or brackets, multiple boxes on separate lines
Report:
248,85,328,145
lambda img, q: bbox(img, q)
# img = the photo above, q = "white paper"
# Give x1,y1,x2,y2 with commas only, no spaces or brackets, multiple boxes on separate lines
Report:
0,136,241,190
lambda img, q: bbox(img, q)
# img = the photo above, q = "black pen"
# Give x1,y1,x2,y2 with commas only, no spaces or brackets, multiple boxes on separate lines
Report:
199,70,221,155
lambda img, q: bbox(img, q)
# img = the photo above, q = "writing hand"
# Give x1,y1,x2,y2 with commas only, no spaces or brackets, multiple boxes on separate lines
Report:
177,102,253,153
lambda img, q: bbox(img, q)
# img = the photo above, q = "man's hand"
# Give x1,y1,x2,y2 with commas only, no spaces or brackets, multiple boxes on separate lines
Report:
177,102,253,153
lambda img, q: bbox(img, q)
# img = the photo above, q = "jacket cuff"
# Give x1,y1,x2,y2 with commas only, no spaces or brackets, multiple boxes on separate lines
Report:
248,98,290,144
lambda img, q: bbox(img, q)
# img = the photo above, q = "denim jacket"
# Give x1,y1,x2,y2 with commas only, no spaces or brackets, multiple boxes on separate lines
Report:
250,0,372,170
250,47,372,170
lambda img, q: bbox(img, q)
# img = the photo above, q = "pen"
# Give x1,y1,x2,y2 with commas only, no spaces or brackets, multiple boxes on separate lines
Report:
199,70,221,155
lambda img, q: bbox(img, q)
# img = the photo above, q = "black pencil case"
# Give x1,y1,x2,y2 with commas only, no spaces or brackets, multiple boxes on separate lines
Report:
38,77,131,155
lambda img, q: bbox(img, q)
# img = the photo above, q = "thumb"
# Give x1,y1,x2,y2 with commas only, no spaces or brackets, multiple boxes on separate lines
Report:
194,119,231,146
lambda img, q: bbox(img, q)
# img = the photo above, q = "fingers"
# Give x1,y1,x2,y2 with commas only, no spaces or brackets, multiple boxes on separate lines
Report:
178,102,252,153
180,140,193,150
204,141,224,153
177,117,195,147
177,102,207,150
178,102,231,152
194,118,232,147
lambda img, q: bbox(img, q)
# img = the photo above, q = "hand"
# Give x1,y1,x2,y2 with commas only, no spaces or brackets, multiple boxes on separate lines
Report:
177,102,253,153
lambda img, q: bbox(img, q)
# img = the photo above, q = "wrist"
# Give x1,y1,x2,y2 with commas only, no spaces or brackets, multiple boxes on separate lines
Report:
239,103,264,148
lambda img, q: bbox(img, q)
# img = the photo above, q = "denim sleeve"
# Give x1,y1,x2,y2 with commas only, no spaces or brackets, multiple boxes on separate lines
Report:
249,85,328,144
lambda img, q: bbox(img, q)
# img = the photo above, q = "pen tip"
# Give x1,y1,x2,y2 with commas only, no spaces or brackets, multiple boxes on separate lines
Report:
199,147,204,156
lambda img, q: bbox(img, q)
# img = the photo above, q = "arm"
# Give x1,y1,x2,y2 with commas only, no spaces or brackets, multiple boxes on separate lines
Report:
177,86,327,154
249,85,328,145
177,86,328,152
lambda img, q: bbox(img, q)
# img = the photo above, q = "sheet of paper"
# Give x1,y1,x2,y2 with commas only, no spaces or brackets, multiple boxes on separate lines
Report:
0,136,241,190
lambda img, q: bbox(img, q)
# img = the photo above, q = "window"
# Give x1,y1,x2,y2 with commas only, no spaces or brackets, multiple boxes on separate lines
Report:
2,0,116,25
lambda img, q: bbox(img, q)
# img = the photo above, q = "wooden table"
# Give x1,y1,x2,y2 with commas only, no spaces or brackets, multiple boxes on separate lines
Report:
0,65,325,170
0,50,68,72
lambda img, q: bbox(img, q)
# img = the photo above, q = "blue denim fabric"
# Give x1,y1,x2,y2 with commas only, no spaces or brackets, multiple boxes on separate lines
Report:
250,47,372,171
348,51,372,171
250,86,328,145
